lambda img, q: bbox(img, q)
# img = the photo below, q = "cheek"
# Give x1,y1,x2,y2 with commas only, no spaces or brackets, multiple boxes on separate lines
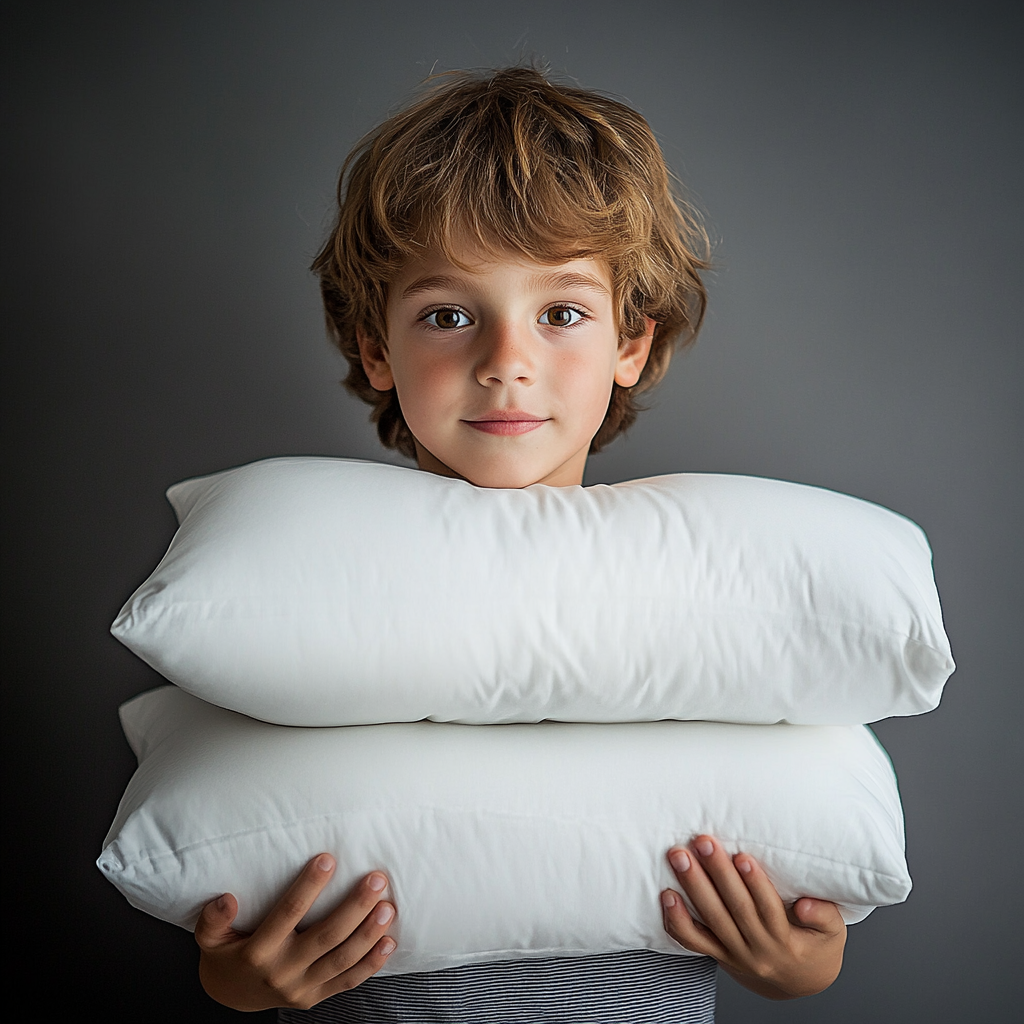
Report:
556,347,619,427
390,350,462,430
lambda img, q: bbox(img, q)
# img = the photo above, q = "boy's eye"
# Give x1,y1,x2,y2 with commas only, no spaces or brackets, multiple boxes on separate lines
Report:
423,308,472,329
539,306,585,327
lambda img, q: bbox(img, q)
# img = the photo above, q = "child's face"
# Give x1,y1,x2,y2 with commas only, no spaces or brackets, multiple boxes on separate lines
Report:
358,244,654,488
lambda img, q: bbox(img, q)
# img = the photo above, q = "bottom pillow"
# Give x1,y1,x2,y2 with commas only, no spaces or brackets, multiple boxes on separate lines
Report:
98,687,911,976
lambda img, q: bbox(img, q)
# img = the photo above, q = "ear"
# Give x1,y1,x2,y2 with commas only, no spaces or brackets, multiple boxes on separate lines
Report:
356,327,395,391
614,318,656,388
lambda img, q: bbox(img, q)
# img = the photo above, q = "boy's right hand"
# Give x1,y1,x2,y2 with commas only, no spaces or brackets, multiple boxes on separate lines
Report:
195,853,396,1011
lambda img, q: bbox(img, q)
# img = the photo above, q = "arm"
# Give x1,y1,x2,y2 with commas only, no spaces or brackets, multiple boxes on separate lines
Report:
195,853,396,1011
661,835,846,1000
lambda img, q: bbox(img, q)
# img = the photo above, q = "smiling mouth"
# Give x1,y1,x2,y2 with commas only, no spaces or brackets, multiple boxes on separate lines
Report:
464,413,548,436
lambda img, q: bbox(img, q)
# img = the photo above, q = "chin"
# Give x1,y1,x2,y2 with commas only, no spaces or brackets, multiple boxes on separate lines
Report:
450,454,556,489
462,467,544,489
415,438,583,489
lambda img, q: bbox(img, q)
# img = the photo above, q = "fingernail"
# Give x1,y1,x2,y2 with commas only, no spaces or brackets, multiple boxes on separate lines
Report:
368,873,387,892
380,938,396,956
737,858,752,875
374,903,395,926
695,839,714,858
316,854,335,872
215,896,229,912
661,890,679,909
669,848,691,872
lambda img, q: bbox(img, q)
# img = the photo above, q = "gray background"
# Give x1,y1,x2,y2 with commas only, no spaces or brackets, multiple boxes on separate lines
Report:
4,1,1021,1020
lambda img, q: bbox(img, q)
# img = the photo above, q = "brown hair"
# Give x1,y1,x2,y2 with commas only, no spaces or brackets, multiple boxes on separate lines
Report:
312,65,710,459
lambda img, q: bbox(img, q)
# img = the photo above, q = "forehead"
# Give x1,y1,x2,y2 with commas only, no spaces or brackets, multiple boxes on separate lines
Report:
390,247,613,304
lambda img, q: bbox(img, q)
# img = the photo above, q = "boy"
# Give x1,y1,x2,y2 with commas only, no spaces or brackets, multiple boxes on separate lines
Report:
194,66,846,1020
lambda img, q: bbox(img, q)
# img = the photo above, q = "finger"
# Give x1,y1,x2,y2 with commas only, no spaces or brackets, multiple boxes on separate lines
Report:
294,872,393,969
312,935,397,1004
252,854,337,949
304,895,396,990
195,892,241,951
730,852,790,936
660,887,730,962
789,897,847,936
668,840,749,950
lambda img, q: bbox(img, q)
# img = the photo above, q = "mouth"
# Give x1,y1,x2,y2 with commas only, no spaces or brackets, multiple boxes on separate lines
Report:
463,411,549,436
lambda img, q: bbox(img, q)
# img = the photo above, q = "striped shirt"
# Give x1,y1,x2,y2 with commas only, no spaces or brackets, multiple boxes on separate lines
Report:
279,950,717,1023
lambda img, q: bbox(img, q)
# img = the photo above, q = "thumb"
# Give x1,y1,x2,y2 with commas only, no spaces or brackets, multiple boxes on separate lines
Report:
791,897,845,934
194,893,241,950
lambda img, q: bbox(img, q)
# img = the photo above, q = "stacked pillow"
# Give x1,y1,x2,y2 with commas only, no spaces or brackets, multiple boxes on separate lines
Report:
99,457,953,973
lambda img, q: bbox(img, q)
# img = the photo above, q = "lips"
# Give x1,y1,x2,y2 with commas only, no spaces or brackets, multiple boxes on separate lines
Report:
463,410,548,436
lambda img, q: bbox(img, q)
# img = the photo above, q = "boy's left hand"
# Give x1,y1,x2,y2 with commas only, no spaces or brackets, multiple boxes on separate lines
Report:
661,835,846,1000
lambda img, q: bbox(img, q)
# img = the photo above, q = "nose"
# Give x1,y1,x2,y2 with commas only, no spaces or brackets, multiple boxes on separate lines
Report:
474,320,536,387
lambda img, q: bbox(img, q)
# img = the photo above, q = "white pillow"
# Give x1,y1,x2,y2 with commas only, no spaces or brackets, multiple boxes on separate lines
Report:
98,686,912,975
111,457,953,727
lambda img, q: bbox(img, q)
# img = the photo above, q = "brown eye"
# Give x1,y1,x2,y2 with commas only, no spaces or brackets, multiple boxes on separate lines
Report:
540,306,583,327
423,308,472,329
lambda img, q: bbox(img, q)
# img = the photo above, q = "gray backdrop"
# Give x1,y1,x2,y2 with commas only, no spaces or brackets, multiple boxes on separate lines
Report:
5,2,1021,1020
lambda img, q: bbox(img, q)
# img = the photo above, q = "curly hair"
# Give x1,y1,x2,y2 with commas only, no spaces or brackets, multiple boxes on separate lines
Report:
312,65,710,459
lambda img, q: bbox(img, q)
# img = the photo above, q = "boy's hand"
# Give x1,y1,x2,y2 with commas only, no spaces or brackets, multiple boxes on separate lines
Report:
195,854,396,1011
661,835,846,1000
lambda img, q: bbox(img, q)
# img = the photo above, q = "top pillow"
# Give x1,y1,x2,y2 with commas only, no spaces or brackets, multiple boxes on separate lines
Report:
111,457,953,727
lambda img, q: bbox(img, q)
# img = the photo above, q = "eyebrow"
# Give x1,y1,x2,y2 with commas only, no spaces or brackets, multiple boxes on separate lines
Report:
400,270,611,300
